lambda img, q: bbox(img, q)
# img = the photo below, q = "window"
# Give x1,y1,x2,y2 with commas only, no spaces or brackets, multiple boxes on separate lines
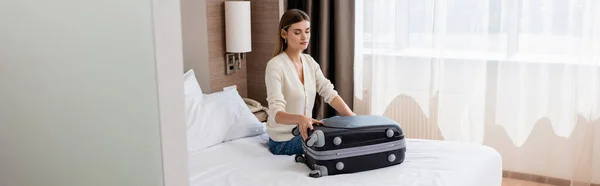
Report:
358,0,599,65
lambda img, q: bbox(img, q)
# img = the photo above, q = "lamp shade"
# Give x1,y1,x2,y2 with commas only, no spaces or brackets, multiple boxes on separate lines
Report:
225,1,252,53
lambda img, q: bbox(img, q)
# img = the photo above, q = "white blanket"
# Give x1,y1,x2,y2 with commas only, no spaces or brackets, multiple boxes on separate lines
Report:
188,133,502,186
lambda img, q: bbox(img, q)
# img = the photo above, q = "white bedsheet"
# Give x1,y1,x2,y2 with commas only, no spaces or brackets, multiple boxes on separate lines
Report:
188,133,502,186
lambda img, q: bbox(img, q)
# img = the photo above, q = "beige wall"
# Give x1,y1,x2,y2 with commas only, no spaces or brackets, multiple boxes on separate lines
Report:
0,0,187,185
183,0,260,96
181,0,211,92
594,121,600,183
181,0,280,101
484,117,597,182
246,0,282,105
205,0,249,96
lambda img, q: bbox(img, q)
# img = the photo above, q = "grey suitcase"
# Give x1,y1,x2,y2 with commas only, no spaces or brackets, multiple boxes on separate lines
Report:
292,115,406,178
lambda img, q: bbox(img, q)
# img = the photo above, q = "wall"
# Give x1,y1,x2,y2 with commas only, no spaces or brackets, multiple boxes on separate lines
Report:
206,0,248,96
181,0,211,93
593,120,600,184
246,0,282,105
185,0,280,101
484,117,596,183
0,0,187,185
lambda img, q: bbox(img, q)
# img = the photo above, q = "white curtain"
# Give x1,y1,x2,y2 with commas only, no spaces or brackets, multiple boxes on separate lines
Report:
355,0,599,184
495,0,600,146
355,0,493,144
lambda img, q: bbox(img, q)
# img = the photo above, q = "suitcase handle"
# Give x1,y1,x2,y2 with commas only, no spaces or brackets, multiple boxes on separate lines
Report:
291,118,327,137
292,126,300,136
306,133,319,146
291,126,314,143
306,130,325,147
291,126,325,147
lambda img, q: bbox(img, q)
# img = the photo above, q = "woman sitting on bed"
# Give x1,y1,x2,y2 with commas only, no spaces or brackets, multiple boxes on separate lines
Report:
264,9,355,156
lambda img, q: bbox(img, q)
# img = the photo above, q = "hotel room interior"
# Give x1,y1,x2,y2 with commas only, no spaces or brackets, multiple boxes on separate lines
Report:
1,0,598,186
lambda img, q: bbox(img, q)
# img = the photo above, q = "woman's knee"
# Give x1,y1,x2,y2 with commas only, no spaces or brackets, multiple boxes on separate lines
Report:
268,137,303,155
284,136,304,155
268,139,284,155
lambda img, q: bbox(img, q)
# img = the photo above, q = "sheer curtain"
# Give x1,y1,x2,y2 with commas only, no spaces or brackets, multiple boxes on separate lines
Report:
355,0,599,184
355,0,492,143
495,0,600,146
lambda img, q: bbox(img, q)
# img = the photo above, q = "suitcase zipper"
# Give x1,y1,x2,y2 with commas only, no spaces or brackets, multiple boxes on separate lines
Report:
303,139,406,161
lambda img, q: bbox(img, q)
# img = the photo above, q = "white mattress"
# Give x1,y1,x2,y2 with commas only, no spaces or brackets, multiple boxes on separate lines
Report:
188,133,502,186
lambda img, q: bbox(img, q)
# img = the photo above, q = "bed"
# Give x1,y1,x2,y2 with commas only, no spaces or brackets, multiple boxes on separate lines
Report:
187,133,502,186
183,70,502,186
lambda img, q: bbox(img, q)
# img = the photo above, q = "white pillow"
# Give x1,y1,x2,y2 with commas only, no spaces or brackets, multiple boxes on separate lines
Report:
221,89,266,142
186,88,266,153
184,69,204,133
183,69,203,103
185,90,230,152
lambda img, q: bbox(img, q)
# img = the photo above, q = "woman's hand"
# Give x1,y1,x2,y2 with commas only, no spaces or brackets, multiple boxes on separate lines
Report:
297,115,324,140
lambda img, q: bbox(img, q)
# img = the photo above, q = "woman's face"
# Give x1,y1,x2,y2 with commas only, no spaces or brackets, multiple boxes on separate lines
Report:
282,20,310,51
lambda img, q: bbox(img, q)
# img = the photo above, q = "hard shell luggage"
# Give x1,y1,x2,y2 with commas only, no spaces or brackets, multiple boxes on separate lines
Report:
292,115,406,178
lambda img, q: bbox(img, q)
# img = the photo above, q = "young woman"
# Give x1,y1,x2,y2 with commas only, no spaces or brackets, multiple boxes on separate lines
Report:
265,9,355,156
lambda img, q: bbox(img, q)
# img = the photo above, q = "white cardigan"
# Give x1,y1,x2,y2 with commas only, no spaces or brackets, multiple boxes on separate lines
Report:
265,52,339,142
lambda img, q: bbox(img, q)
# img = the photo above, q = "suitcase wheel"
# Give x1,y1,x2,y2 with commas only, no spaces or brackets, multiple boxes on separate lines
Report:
309,170,321,178
294,154,306,163
388,154,396,162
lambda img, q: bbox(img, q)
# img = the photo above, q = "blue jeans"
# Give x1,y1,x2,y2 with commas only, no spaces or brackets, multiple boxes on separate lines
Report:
268,135,304,155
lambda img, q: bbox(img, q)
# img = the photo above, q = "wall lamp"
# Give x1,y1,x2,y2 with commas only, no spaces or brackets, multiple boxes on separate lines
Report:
224,1,252,75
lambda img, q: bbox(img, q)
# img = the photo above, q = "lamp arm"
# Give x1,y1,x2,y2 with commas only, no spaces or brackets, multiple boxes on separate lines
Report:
237,53,242,70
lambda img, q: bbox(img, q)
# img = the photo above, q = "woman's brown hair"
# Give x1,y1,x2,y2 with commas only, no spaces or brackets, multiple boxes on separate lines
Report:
272,9,310,57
